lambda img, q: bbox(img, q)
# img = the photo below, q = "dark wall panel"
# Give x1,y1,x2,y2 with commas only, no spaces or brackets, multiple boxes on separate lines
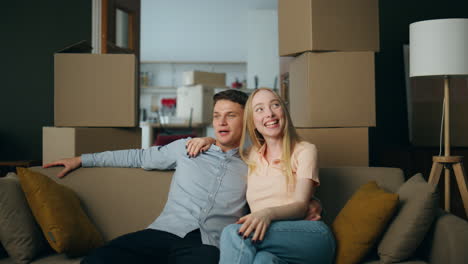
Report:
371,0,468,164
0,0,91,161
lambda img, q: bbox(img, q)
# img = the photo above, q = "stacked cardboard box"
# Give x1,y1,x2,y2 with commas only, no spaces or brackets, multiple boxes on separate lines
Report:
182,71,226,87
278,0,379,167
43,45,141,165
43,127,141,164
176,85,216,124
54,53,138,127
175,71,226,124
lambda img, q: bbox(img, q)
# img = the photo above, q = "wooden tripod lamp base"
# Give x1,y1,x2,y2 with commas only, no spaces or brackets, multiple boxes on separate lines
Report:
429,156,468,216
409,18,468,218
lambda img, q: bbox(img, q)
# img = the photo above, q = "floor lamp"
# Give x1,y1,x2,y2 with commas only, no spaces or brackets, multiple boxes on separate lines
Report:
410,18,468,216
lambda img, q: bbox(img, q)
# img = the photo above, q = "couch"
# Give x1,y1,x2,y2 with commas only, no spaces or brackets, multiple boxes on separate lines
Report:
1,166,467,264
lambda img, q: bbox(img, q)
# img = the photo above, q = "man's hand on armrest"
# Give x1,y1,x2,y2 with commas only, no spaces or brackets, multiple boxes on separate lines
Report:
305,198,322,221
43,156,82,178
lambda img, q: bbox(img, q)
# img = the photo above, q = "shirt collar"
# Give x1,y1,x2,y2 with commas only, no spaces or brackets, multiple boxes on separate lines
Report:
256,144,281,165
211,144,240,157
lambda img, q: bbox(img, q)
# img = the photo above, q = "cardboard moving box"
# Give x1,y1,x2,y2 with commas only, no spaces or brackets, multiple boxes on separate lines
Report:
182,71,226,87
43,127,141,165
297,127,369,167
176,85,216,124
289,51,375,128
54,53,138,127
278,0,379,56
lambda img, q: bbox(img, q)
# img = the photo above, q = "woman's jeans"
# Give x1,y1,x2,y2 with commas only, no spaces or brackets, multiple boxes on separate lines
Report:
219,220,335,264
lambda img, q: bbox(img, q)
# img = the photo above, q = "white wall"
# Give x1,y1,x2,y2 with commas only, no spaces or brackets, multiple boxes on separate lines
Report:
141,0,249,62
247,9,279,89
139,0,279,122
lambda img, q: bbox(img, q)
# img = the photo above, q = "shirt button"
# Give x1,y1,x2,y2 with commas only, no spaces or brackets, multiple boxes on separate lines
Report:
209,194,213,198
203,209,207,212
217,177,221,181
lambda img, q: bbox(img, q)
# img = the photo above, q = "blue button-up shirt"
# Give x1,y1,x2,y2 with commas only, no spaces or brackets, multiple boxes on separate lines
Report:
81,138,248,248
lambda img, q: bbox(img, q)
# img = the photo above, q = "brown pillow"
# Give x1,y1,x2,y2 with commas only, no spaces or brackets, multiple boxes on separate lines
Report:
0,173,49,264
16,167,104,257
332,181,399,264
378,173,439,263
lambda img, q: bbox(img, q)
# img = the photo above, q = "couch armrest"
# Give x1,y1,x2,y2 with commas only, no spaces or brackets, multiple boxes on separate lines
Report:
427,211,468,264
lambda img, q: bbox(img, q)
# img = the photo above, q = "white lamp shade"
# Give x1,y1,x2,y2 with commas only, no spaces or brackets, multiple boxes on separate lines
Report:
410,18,468,77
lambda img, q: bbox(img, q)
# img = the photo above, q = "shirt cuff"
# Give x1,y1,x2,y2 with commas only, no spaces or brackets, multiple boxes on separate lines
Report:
81,154,94,167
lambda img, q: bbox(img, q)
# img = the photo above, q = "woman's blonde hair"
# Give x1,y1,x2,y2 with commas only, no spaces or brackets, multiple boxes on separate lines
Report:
240,88,301,189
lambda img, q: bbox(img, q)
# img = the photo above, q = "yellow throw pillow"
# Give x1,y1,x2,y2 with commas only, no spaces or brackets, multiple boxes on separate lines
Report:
332,181,399,264
16,167,104,257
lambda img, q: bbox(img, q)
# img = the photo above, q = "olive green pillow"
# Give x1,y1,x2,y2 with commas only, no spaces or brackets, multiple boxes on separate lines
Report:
0,173,49,263
332,181,399,264
378,173,439,263
16,167,104,257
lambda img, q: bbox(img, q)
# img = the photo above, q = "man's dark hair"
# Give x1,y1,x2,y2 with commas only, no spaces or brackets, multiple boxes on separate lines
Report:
213,89,248,108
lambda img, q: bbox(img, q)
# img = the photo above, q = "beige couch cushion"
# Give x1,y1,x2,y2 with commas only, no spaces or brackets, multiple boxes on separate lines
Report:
0,173,49,263
316,167,405,225
30,167,403,242
29,166,174,241
378,173,439,263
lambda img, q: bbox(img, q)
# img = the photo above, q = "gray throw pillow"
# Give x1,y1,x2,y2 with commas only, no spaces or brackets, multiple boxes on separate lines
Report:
378,173,439,263
0,173,49,264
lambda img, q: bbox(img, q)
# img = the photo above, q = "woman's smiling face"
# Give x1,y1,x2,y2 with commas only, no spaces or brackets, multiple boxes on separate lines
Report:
251,89,285,140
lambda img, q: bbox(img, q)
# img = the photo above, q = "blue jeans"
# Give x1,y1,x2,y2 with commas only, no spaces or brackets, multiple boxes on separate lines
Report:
219,220,335,264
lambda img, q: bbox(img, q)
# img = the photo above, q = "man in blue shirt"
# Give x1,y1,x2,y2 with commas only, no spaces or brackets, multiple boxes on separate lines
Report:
44,89,249,264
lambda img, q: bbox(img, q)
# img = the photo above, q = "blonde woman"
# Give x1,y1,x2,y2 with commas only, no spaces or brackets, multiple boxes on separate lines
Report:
187,88,335,264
